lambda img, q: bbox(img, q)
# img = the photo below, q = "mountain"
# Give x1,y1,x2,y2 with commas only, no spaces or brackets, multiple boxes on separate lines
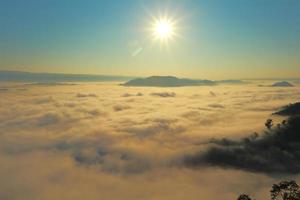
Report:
122,76,216,87
0,71,134,82
0,71,247,86
274,102,300,116
272,81,294,87
215,79,247,84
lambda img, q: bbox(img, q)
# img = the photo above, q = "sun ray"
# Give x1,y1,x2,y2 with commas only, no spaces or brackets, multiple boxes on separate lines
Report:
150,16,178,43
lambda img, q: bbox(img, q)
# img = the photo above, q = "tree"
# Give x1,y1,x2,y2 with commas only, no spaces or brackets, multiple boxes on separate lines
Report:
237,180,300,200
237,194,252,200
271,180,300,200
265,119,273,130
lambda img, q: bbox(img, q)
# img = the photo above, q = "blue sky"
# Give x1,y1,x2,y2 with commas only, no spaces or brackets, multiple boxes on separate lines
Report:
1,0,300,79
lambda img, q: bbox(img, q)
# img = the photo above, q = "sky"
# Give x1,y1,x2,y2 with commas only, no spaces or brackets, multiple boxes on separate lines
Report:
1,0,300,79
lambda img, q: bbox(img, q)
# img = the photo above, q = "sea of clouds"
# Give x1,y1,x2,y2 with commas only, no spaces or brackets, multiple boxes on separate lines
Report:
0,81,299,200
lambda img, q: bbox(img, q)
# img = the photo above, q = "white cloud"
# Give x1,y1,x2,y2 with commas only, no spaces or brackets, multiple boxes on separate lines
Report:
0,81,300,199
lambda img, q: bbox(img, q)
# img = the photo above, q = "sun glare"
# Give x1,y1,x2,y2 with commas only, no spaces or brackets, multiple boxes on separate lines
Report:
154,19,173,39
151,18,176,41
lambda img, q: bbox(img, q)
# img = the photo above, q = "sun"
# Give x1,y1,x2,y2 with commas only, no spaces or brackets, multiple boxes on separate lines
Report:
151,18,176,41
154,19,174,39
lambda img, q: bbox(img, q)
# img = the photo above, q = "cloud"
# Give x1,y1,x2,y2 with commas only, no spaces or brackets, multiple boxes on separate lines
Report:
122,92,143,97
181,111,202,121
0,88,9,92
86,109,105,117
150,92,176,97
210,91,217,97
26,82,77,86
122,93,133,97
208,103,224,109
76,108,106,117
32,97,54,104
117,118,185,138
37,113,61,126
73,146,152,174
76,93,98,98
1,81,300,199
113,104,131,112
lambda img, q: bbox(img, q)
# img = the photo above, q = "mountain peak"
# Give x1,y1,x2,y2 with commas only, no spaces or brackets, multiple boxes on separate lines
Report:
272,81,294,87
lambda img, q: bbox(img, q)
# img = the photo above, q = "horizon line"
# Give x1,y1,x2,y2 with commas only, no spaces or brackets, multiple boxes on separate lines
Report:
0,69,300,81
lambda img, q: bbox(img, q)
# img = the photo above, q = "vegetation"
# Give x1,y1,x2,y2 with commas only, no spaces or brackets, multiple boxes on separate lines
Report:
237,180,300,200
184,102,300,174
237,194,253,200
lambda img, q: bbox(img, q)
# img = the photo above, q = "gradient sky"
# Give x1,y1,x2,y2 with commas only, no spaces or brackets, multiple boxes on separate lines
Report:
1,0,300,79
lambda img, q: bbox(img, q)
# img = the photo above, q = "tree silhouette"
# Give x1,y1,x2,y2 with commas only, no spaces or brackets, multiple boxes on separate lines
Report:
271,180,300,200
237,194,252,200
237,180,300,200
265,119,273,130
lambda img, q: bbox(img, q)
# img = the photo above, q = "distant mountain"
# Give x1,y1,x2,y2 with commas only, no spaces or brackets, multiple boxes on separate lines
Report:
0,71,134,82
122,76,216,87
215,79,247,84
272,81,294,87
294,79,300,84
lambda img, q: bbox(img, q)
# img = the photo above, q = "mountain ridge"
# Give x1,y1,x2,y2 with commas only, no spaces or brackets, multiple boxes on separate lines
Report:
122,76,246,87
0,70,135,82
